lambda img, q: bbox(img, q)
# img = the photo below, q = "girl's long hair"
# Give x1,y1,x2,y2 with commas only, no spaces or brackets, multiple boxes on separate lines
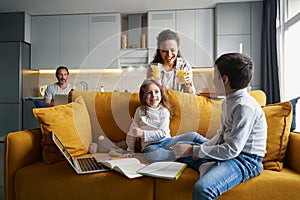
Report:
139,79,173,117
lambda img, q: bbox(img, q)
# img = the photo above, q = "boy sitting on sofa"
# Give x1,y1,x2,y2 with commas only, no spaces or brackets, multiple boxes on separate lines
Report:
172,52,268,199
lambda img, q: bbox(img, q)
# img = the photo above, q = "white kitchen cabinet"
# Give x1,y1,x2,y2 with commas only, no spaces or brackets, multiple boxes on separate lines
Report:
147,11,175,62
215,2,251,58
59,14,89,69
31,15,59,69
215,2,263,90
216,3,251,35
195,9,214,67
176,10,196,66
217,35,251,56
148,9,214,67
88,13,121,69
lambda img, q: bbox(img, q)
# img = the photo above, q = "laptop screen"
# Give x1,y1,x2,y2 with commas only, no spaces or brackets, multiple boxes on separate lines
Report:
52,132,75,166
54,94,69,106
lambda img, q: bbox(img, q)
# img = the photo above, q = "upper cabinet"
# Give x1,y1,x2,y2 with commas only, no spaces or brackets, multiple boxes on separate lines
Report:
31,13,120,69
88,13,121,69
31,15,59,69
148,11,176,62
148,9,214,67
215,2,263,90
59,14,89,69
195,9,214,67
176,10,196,66
215,3,251,57
0,12,31,43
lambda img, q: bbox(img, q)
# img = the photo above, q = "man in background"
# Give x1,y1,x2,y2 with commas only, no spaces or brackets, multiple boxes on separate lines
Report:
43,66,75,106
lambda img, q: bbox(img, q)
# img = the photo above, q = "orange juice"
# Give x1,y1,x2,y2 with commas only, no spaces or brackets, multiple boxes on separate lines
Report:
150,64,160,80
177,70,186,84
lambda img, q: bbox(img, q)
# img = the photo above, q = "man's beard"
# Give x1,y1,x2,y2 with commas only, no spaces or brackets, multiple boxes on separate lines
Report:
58,79,66,85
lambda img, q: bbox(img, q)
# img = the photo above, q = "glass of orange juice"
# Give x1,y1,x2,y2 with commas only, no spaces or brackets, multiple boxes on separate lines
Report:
177,70,186,84
149,63,161,80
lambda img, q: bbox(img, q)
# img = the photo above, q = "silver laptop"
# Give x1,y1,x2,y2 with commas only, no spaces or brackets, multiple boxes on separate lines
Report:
52,132,109,174
53,94,69,106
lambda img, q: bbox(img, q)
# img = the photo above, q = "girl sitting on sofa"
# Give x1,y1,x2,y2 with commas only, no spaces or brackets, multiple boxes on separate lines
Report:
126,79,206,162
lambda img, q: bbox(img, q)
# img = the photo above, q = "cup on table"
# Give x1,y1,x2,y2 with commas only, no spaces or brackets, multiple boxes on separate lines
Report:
177,70,186,84
149,63,161,80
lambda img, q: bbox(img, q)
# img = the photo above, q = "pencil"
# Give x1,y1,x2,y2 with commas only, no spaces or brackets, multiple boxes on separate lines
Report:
131,117,139,142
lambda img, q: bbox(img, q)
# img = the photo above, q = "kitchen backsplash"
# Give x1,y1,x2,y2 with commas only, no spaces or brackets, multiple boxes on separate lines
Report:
25,68,214,97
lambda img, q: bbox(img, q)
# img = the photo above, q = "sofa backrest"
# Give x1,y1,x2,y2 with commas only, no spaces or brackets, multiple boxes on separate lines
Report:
70,89,226,141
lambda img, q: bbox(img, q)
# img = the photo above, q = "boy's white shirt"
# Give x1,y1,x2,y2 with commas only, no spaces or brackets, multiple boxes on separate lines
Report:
193,88,267,160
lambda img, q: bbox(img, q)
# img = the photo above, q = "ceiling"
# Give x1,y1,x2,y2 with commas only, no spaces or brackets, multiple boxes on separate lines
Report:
0,0,261,15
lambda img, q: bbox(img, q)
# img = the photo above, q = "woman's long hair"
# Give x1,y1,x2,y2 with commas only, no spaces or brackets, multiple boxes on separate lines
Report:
151,29,182,64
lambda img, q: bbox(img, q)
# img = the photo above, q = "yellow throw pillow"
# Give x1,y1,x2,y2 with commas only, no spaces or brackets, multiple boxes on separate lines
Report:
262,101,292,171
69,89,141,142
33,96,92,164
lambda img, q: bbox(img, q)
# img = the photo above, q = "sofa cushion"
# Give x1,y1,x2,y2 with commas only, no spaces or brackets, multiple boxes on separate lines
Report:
33,96,92,164
262,101,292,171
69,89,141,142
249,90,267,106
168,90,223,138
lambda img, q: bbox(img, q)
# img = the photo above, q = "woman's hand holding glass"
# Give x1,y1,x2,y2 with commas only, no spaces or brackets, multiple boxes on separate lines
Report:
184,71,193,86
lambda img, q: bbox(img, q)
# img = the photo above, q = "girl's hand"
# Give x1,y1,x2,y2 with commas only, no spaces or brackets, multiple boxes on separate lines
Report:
172,144,193,158
132,127,144,137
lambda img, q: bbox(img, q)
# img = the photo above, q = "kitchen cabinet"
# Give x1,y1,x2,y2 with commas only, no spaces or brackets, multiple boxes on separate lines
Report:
59,14,89,68
31,13,121,69
31,15,59,69
119,49,148,67
148,9,214,67
0,12,31,43
88,13,121,69
195,9,214,67
176,10,196,66
215,2,251,57
147,10,176,62
0,42,30,141
215,2,263,90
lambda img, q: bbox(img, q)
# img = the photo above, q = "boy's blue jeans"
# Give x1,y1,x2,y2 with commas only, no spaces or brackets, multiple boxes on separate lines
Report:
188,153,263,200
143,132,263,200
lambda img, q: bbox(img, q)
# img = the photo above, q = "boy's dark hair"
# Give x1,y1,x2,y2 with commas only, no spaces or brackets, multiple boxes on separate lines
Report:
55,66,69,77
139,79,173,116
215,53,253,90
151,29,182,64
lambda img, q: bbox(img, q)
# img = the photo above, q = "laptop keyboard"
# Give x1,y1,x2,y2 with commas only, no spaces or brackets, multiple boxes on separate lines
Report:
77,157,103,171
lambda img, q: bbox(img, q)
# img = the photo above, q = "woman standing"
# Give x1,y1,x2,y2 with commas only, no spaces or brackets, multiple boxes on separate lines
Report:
148,29,196,94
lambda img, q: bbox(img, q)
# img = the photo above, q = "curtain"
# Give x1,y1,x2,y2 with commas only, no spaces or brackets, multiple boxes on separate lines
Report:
261,0,281,104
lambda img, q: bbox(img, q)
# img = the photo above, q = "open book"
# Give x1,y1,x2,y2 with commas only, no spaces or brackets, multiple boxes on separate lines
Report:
98,157,145,179
137,161,187,180
97,157,187,180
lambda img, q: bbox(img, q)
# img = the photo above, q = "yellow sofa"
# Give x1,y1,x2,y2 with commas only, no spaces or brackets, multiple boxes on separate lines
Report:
4,89,300,200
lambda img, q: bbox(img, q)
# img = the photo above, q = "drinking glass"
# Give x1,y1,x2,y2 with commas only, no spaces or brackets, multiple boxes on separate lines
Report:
149,63,161,80
177,70,186,84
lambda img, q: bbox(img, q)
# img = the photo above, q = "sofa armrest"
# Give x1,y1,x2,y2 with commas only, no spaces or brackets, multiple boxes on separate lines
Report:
285,132,300,173
4,128,42,200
